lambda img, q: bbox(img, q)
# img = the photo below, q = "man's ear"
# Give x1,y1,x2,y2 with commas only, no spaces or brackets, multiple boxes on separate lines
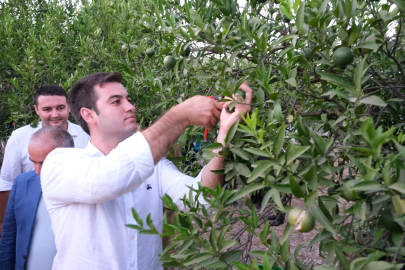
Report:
81,108,97,125
34,105,39,116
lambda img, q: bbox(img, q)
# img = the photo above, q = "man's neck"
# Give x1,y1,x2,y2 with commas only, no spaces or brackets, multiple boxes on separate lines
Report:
88,134,125,156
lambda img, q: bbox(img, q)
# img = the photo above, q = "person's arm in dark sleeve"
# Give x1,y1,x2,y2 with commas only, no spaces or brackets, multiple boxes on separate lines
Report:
0,177,18,270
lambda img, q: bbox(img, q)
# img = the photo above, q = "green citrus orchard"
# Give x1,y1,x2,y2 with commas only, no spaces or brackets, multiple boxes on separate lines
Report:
146,48,155,57
332,47,354,67
288,207,315,233
164,56,176,69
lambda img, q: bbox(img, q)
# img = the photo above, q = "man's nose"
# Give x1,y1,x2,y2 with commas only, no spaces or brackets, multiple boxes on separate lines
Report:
34,163,42,175
51,109,59,117
125,100,136,112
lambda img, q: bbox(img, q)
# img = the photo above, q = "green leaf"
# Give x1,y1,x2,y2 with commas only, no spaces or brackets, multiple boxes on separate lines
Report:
233,261,251,270
335,244,350,270
226,120,240,144
313,267,338,270
261,189,273,213
161,241,181,257
244,148,271,157
177,238,194,254
296,1,305,33
131,208,143,227
354,56,368,92
281,222,293,244
218,240,237,252
230,147,250,160
235,163,251,177
263,253,275,270
219,250,242,263
205,143,224,150
273,101,283,123
305,191,318,206
227,183,263,204
247,160,274,183
351,181,386,192
289,176,305,198
389,182,405,194
189,9,203,27
271,34,298,48
209,224,217,250
293,0,301,12
296,116,309,136
195,259,227,269
359,96,387,107
310,203,336,235
274,125,286,158
217,224,230,250
270,189,285,210
126,224,144,231
359,118,374,144
280,4,293,20
355,41,379,52
184,253,213,266
318,72,354,91
286,145,310,165
363,261,394,270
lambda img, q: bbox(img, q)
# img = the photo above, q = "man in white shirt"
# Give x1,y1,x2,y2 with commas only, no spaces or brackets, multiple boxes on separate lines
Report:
0,85,90,233
41,72,252,270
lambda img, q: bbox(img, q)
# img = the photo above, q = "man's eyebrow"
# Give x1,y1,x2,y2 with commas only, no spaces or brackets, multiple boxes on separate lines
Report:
107,95,123,101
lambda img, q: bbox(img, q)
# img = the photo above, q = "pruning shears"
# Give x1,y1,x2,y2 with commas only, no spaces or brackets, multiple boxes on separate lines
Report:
204,95,223,140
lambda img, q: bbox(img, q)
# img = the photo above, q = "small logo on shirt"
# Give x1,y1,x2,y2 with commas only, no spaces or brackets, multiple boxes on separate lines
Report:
146,184,152,190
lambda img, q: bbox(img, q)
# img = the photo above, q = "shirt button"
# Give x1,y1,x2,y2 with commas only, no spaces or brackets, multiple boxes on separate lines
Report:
131,236,134,240
131,263,134,267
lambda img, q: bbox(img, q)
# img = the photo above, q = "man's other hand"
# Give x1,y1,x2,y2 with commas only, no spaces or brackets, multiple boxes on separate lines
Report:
218,81,253,141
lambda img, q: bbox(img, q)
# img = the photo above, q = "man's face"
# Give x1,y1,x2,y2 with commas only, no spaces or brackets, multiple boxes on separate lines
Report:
28,143,57,175
93,82,137,140
34,95,70,130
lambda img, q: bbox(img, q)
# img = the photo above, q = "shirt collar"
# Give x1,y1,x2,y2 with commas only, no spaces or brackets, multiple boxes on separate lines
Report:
83,141,104,157
66,121,78,137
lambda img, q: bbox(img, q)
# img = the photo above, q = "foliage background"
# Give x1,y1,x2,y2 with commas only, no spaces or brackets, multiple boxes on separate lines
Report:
1,0,405,269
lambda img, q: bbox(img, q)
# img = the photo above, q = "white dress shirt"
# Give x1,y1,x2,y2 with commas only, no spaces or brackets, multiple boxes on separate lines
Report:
0,121,90,191
41,132,205,270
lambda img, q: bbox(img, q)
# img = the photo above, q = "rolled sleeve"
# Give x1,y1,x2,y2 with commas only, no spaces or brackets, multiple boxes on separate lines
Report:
0,134,22,192
41,132,154,207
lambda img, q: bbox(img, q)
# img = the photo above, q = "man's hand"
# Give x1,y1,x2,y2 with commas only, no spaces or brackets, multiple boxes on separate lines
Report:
201,81,253,189
176,95,223,130
142,95,223,165
217,81,253,145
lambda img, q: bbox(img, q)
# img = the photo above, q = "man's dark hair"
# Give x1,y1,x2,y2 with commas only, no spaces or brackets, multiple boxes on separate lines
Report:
69,72,123,135
34,85,68,106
